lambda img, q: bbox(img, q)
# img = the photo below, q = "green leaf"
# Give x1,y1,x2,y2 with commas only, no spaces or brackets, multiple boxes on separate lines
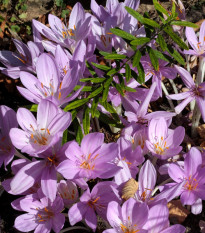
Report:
164,26,189,50
104,77,113,88
152,49,174,63
91,62,111,71
147,46,159,71
157,34,167,51
133,50,142,68
102,85,110,102
125,7,160,28
61,9,70,19
25,104,38,112
11,25,20,33
71,110,77,120
166,44,185,65
10,16,17,22
107,68,117,76
104,54,127,60
153,0,169,17
83,106,90,135
19,13,27,19
136,62,145,84
62,129,68,145
99,51,110,56
91,96,99,118
172,0,176,15
87,86,103,99
98,111,123,128
125,64,131,82
110,28,137,41
130,37,151,46
170,20,198,28
80,77,106,83
73,118,83,144
86,61,97,77
124,86,136,92
131,69,139,82
114,83,124,96
64,98,89,111
74,85,93,92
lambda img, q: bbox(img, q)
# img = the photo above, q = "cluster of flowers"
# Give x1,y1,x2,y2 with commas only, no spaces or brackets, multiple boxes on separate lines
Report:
0,0,205,232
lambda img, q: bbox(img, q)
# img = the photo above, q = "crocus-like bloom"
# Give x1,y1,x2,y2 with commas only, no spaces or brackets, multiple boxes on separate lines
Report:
184,20,205,57
141,56,177,97
17,53,82,106
0,39,41,79
68,181,120,231
14,194,65,233
103,198,149,233
146,117,184,160
168,147,205,214
0,105,18,168
10,99,71,155
167,65,205,120
57,180,78,208
32,3,91,53
57,132,121,180
144,199,186,233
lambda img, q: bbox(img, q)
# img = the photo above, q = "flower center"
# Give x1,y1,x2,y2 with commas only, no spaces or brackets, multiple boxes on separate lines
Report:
184,175,198,191
30,124,50,146
153,136,169,155
79,153,99,170
119,216,140,233
36,207,54,223
197,40,205,55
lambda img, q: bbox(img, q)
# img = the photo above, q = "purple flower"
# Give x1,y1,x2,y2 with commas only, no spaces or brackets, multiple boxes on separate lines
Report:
168,147,205,214
14,194,65,233
103,198,149,233
0,39,41,79
0,105,18,168
141,56,177,97
144,199,186,233
167,65,205,120
68,181,120,231
10,99,71,155
32,3,91,53
57,132,121,180
17,53,81,106
146,117,184,160
184,20,205,57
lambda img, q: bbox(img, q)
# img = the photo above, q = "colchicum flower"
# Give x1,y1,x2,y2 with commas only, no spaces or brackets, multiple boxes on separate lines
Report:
167,65,205,120
146,117,185,160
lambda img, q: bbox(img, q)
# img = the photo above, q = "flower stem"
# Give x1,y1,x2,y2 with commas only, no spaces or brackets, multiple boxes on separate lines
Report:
152,178,172,196
161,81,175,111
59,226,91,233
191,57,205,137
15,150,30,161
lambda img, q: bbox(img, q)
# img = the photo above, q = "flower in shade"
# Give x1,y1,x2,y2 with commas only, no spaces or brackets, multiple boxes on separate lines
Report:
57,132,121,180
0,105,18,168
184,20,205,57
144,199,186,233
168,147,205,214
103,197,149,233
146,117,184,160
10,99,71,155
14,194,65,233
68,181,120,231
0,39,41,79
167,65,205,120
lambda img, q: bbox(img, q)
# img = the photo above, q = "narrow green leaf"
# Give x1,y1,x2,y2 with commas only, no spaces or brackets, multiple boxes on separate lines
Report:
99,51,110,56
124,86,136,92
152,49,174,63
62,129,68,145
125,64,131,82
166,44,185,65
125,7,160,28
64,98,89,111
71,110,77,120
147,46,159,71
157,34,167,51
172,0,176,15
98,111,123,128
102,85,110,102
130,37,151,46
136,62,145,84
107,68,117,76
104,77,113,88
164,26,189,50
131,69,139,83
87,86,103,99
86,61,97,76
133,50,142,68
153,0,169,17
104,54,127,60
110,28,137,41
170,20,198,28
91,62,111,71
91,96,99,118
114,83,124,96
80,77,106,83
98,100,120,122
83,106,90,135
73,118,83,144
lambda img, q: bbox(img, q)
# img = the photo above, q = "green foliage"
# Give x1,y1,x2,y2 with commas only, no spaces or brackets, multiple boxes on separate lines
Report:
11,25,20,33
